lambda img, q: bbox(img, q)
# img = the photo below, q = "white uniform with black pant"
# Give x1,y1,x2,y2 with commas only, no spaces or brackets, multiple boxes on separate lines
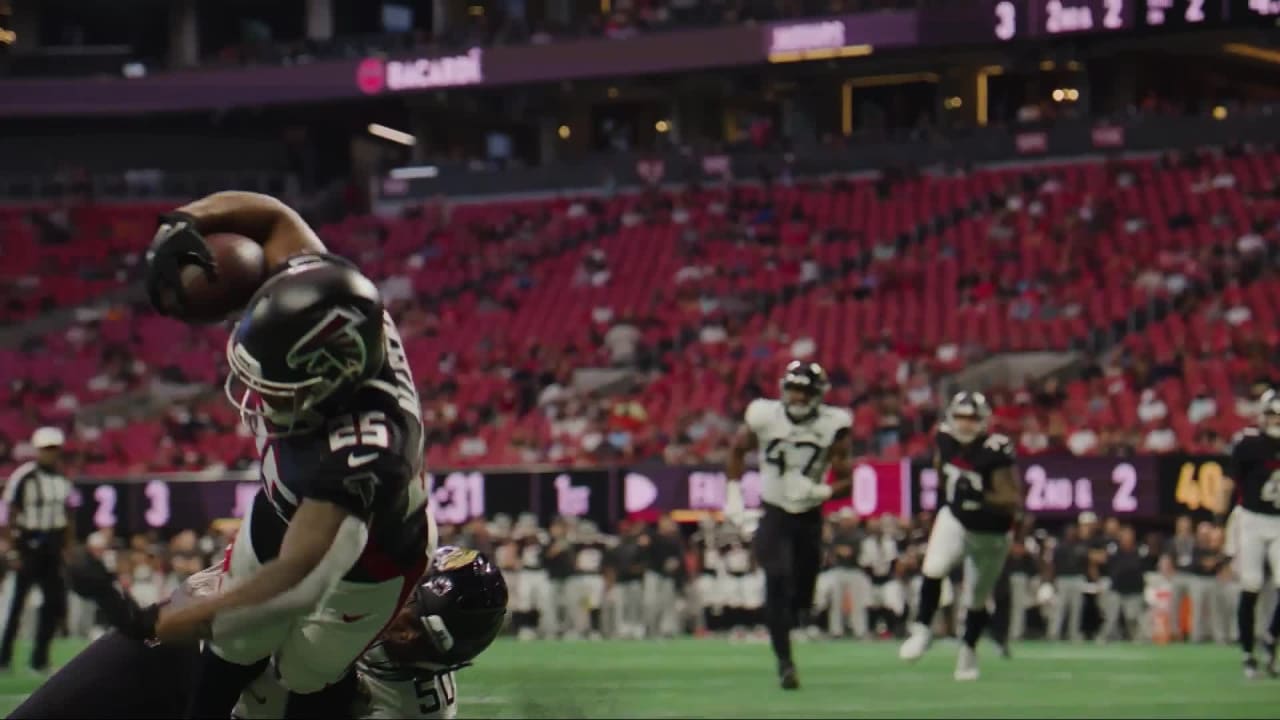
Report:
744,399,852,608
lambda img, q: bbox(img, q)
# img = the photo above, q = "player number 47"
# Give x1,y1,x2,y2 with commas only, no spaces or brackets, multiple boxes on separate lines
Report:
328,411,390,451
763,439,822,478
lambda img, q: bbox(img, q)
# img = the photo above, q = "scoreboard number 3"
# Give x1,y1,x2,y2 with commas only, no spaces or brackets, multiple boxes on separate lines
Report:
995,1,1017,40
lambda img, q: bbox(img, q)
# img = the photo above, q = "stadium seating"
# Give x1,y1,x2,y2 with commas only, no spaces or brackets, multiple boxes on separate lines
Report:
1,148,1277,475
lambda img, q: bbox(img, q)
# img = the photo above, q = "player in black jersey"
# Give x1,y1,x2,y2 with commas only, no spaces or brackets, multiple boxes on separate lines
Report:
138,192,433,718
899,391,1021,681
1226,389,1280,679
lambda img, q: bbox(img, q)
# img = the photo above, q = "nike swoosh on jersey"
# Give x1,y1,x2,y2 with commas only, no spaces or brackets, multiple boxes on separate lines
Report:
348,452,379,468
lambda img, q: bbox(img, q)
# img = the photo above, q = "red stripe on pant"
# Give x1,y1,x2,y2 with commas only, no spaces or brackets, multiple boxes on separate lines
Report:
336,538,431,683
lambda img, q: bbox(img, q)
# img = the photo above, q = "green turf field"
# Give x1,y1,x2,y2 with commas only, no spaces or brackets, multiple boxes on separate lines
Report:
0,638,1275,718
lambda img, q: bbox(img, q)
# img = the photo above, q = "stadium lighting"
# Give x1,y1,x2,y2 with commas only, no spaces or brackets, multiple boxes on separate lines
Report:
1052,89,1065,102
368,123,417,146
558,125,571,140
388,166,439,180
655,120,670,133
1213,105,1228,120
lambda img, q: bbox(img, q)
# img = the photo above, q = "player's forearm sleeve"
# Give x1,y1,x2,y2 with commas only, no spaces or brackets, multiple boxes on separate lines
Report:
211,515,369,639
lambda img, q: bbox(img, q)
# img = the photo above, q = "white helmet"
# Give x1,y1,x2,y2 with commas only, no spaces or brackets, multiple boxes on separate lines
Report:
1259,389,1280,439
944,391,992,444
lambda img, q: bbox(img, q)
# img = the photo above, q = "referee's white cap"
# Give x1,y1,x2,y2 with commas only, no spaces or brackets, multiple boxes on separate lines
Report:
32,426,65,449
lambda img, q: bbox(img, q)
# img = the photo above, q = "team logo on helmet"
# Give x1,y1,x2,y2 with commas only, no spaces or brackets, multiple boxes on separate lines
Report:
435,547,480,572
286,307,369,377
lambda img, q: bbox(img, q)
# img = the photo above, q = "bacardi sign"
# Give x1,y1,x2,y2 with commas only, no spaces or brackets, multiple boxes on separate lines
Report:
357,48,485,95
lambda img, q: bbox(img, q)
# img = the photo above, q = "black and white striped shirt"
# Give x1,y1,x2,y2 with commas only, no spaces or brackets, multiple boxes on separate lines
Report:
3,462,71,534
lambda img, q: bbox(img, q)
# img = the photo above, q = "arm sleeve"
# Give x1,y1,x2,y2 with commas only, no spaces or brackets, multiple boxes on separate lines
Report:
211,513,369,638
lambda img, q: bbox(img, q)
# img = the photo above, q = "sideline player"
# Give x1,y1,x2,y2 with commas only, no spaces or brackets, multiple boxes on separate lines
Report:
724,360,854,690
1227,388,1280,679
141,192,433,717
13,545,507,719
898,391,1020,681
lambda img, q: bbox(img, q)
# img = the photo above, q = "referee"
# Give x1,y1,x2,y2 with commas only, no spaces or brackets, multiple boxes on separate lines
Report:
1,427,74,673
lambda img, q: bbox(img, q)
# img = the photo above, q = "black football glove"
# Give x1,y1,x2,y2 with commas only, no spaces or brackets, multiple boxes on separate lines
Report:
145,210,216,318
65,547,160,643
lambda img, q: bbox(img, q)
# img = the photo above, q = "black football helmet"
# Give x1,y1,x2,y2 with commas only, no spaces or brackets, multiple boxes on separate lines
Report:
780,360,830,422
225,254,386,436
1259,388,1280,439
944,391,992,444
398,545,509,671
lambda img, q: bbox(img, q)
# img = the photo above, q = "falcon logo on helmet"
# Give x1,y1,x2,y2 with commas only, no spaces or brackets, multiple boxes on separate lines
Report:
286,307,369,377
224,254,386,437
779,360,830,423
1259,388,1280,439
944,391,992,445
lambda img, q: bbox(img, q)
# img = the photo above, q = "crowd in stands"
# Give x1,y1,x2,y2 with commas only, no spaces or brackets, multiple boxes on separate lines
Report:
4,509,1272,647
3,142,1279,476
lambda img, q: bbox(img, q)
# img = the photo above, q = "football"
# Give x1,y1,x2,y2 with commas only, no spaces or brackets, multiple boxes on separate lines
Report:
178,232,267,324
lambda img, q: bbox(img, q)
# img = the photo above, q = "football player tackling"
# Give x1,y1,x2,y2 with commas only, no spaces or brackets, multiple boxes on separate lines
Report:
899,392,1020,681
135,192,433,718
1227,388,1280,679
16,545,508,719
724,361,854,690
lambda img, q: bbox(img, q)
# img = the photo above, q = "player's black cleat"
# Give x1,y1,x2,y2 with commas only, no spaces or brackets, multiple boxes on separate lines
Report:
998,640,1012,660
1243,656,1260,680
1262,637,1278,678
779,662,800,690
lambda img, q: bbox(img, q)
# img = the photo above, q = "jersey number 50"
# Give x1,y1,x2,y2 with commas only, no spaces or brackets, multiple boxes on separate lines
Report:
413,673,456,714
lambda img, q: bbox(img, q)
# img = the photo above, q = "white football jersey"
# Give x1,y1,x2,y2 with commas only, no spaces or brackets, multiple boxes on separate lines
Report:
232,646,458,720
745,399,852,513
